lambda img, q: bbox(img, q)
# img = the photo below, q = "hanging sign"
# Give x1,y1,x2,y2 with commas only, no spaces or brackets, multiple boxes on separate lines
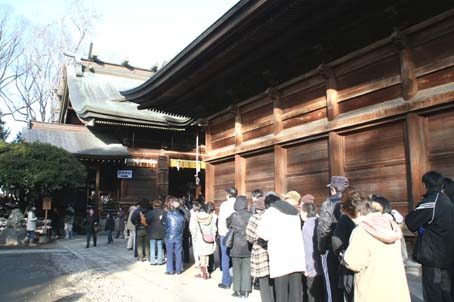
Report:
117,170,133,179
42,197,52,210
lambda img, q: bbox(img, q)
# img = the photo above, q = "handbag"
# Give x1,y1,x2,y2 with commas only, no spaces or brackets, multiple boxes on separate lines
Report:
223,228,234,248
93,224,100,233
198,221,215,243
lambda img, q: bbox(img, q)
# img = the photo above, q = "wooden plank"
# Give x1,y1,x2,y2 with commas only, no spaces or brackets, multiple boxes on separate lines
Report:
286,139,329,205
235,155,246,195
427,109,454,180
244,151,275,195
274,145,287,195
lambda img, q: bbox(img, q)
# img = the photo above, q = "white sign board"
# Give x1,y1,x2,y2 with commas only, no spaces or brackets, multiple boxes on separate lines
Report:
117,170,133,179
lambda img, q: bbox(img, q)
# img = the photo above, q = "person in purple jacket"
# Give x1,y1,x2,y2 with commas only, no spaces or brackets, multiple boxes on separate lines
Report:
301,202,324,302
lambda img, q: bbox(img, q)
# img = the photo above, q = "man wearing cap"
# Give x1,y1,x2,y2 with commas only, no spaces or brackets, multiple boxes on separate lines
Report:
317,176,349,302
218,186,238,289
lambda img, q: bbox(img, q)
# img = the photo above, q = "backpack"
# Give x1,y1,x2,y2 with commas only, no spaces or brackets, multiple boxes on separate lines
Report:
140,211,149,227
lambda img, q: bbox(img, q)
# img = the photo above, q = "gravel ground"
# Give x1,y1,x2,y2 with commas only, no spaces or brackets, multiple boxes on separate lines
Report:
50,252,136,302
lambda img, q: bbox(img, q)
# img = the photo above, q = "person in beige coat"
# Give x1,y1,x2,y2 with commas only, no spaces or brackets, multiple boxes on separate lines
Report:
126,205,137,251
343,194,410,302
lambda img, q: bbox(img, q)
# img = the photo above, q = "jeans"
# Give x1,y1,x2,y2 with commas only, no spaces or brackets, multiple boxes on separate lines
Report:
107,230,113,243
64,223,73,239
86,230,97,247
166,240,183,273
219,235,232,286
136,229,150,260
150,239,163,264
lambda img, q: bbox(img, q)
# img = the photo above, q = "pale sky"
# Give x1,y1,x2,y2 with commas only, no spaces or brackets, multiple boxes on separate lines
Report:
0,0,240,137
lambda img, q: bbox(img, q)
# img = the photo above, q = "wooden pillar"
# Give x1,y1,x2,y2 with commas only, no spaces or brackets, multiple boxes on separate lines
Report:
235,155,246,195
205,163,215,202
95,164,101,213
393,31,418,100
235,108,243,146
266,87,283,135
274,145,287,195
205,123,212,153
328,132,345,177
405,113,428,208
319,65,339,121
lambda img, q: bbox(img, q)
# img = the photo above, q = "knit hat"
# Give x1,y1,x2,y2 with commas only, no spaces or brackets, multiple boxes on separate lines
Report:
301,194,315,204
282,191,301,206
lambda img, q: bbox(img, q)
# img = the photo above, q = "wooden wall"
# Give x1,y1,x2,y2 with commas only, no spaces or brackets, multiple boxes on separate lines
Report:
204,12,454,214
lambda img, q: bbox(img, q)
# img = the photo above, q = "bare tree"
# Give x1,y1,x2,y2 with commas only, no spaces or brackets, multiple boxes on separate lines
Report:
0,0,98,123
0,6,25,106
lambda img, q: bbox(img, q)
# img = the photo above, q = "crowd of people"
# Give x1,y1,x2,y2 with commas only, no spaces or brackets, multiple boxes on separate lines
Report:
80,170,454,302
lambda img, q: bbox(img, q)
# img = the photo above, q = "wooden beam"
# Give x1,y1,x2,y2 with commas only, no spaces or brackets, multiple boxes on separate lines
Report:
235,154,246,195
400,47,418,100
274,145,287,195
328,132,345,177
266,87,283,135
205,124,212,153
405,113,429,208
205,163,215,202
392,31,419,100
319,65,339,121
235,108,243,146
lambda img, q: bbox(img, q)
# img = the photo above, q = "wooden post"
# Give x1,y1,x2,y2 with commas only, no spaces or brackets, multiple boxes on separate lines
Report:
405,113,428,208
235,155,246,195
235,108,243,146
205,163,215,202
95,164,101,213
266,87,283,135
319,65,339,121
205,123,212,153
274,145,287,195
393,31,418,100
328,132,345,177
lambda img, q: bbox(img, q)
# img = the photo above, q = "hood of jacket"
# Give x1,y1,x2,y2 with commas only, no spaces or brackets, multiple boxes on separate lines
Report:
234,197,248,212
360,213,402,244
195,212,213,225
270,199,299,216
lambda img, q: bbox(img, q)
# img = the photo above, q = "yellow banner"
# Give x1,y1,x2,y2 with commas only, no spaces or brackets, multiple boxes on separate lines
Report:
169,159,206,169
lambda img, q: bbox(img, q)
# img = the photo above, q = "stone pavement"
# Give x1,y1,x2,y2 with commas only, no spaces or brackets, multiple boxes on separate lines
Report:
55,234,423,302
57,234,261,302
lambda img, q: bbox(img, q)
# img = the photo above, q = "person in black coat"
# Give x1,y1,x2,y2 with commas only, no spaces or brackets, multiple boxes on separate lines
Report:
148,200,166,265
84,208,99,248
105,213,115,244
131,198,152,261
406,171,454,302
227,195,252,298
